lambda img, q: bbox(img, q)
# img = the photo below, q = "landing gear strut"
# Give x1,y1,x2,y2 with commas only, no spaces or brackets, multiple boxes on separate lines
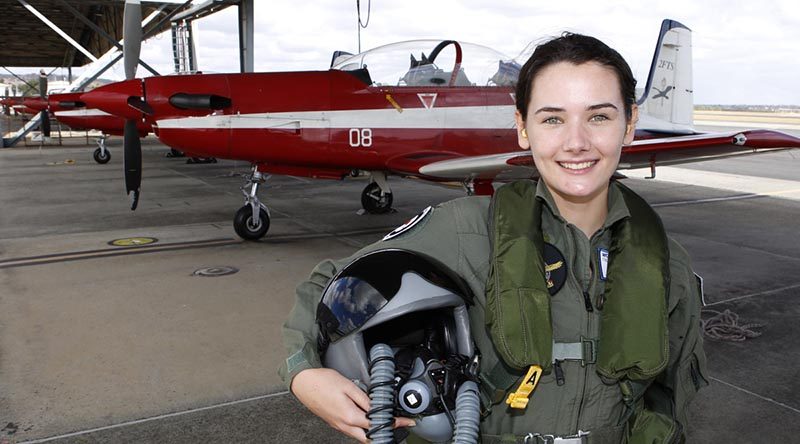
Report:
233,166,271,240
92,135,110,164
361,171,393,214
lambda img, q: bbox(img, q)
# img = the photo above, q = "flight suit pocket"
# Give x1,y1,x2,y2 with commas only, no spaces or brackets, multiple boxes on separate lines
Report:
676,350,709,414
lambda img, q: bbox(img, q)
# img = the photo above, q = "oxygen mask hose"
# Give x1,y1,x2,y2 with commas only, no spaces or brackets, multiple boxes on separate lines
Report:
367,343,396,444
452,381,480,444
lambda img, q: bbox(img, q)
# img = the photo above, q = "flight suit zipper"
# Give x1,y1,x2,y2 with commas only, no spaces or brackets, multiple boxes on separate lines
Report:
575,231,605,433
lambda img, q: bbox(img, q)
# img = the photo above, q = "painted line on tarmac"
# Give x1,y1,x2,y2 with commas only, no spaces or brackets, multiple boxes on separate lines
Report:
651,193,762,207
705,282,800,307
17,391,291,444
0,227,394,269
0,238,241,269
652,187,800,207
710,377,800,415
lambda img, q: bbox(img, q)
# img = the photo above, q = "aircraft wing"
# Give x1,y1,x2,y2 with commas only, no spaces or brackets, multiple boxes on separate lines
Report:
414,129,800,181
385,150,536,182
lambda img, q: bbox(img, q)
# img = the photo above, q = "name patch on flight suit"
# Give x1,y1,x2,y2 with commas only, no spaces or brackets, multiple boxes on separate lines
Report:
543,242,566,295
598,248,609,281
382,206,433,241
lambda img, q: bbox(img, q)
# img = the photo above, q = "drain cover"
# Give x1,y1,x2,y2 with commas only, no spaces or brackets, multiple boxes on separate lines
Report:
193,266,239,277
109,237,158,246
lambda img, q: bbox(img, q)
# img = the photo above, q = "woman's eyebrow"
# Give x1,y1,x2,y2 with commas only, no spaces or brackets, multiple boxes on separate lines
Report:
533,106,565,114
587,103,618,111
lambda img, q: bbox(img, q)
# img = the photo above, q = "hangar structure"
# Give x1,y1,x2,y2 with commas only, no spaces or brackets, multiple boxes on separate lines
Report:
1,0,255,147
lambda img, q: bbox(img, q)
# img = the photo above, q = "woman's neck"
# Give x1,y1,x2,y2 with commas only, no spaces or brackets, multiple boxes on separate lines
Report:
548,186,609,239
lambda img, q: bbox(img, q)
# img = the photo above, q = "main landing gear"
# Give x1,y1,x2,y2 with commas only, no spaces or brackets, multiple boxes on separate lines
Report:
92,135,110,164
361,171,394,214
234,165,271,240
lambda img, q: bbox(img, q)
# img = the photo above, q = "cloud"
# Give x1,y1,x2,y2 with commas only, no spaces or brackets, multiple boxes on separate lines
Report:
9,0,798,105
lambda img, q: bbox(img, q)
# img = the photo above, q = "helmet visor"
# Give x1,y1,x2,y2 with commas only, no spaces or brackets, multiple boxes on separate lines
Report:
318,275,389,342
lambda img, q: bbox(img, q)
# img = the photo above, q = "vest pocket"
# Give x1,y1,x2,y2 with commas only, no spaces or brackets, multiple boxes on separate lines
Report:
628,408,677,444
515,287,553,366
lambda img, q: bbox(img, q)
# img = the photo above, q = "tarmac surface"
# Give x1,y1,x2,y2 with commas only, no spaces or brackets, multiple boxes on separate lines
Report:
0,127,798,443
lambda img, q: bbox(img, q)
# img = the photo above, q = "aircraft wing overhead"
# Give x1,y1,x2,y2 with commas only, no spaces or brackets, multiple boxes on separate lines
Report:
416,129,800,182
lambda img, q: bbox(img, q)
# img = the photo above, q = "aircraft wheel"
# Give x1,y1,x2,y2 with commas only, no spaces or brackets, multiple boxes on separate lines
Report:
93,147,111,164
361,182,393,214
233,205,270,240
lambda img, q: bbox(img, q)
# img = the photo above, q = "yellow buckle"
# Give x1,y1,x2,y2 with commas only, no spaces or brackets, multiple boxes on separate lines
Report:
505,365,543,409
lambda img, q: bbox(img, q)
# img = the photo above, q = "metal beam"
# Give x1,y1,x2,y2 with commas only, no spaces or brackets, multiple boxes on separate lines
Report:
238,0,254,73
54,0,163,77
143,0,194,41
16,0,98,63
172,0,238,22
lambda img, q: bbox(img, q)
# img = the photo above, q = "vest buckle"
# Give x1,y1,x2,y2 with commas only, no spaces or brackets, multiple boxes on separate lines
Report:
581,337,597,366
524,432,590,443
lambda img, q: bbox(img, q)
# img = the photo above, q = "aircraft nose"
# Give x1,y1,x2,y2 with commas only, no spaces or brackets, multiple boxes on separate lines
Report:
22,97,48,112
80,79,145,120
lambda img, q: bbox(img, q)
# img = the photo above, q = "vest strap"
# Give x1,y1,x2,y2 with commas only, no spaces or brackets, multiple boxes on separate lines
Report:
552,338,597,365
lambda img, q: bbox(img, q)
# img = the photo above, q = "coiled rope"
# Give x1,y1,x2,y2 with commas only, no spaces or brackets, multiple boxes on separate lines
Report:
701,309,764,341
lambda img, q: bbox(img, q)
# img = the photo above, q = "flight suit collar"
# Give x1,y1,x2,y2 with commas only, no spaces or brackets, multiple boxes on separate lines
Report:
534,180,631,233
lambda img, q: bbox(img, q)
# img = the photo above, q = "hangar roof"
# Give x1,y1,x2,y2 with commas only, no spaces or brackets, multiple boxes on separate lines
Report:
0,0,184,68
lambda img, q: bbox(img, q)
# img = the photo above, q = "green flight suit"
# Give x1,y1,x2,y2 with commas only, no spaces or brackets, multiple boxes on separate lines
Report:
280,180,708,443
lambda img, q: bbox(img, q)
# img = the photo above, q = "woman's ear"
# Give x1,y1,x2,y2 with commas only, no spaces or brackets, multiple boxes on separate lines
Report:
515,110,530,149
623,104,639,145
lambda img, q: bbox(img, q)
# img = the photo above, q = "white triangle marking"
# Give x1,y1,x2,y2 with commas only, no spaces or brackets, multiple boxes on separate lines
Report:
417,93,438,109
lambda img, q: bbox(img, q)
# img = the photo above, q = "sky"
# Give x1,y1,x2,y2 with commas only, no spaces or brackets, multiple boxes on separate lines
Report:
11,0,800,105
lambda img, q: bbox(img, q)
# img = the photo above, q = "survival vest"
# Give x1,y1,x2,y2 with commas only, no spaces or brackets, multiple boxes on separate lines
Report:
485,179,670,380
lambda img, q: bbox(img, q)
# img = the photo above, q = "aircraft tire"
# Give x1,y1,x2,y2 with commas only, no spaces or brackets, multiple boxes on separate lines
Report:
93,147,111,164
233,205,270,240
361,182,393,214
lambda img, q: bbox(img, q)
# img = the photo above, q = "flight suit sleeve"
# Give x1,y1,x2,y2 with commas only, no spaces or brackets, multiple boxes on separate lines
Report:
637,239,709,442
278,256,348,390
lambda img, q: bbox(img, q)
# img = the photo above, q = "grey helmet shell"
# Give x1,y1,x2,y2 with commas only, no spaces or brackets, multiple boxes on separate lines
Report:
316,249,474,388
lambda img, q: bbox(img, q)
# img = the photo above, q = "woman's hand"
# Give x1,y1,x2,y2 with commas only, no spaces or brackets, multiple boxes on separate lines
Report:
291,368,415,443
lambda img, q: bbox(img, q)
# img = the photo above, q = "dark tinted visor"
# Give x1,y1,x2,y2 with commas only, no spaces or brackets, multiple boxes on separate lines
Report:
317,276,389,342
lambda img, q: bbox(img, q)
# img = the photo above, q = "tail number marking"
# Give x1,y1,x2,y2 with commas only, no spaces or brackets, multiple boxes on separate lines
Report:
349,128,373,147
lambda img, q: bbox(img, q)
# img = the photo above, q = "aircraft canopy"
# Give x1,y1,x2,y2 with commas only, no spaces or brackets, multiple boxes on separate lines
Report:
333,40,520,88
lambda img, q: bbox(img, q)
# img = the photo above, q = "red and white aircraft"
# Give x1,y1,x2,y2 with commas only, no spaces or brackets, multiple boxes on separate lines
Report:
21,92,151,163
81,17,800,240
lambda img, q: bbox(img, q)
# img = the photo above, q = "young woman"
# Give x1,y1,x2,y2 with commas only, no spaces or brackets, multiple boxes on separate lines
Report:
281,33,708,443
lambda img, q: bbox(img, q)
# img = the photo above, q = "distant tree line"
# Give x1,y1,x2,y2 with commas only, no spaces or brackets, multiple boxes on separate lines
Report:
695,104,800,113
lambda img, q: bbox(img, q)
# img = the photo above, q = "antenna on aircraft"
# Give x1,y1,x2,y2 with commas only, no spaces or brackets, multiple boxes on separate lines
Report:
356,0,371,53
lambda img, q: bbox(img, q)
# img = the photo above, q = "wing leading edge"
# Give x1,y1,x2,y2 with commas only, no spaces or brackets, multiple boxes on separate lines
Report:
411,129,800,182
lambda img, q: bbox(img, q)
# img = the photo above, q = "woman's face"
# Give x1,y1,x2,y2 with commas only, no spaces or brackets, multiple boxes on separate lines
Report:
515,61,637,205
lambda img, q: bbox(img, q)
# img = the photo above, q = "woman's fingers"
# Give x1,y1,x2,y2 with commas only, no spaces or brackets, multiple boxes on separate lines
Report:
394,416,417,429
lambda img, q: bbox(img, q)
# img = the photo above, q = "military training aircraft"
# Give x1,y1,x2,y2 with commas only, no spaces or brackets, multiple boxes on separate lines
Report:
20,92,149,163
80,3,800,241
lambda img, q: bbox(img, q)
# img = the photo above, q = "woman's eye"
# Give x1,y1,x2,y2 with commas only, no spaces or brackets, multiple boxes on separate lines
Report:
590,114,609,122
543,116,561,124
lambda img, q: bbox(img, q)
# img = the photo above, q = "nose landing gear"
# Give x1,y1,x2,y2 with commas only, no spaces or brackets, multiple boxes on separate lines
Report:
92,135,110,164
234,166,271,240
361,171,394,214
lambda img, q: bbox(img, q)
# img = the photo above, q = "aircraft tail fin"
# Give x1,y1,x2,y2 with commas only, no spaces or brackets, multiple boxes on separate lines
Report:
638,20,693,128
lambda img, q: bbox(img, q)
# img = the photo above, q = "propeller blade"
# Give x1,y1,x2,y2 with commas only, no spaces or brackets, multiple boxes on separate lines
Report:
41,110,51,138
38,70,47,99
123,119,142,210
123,0,143,80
